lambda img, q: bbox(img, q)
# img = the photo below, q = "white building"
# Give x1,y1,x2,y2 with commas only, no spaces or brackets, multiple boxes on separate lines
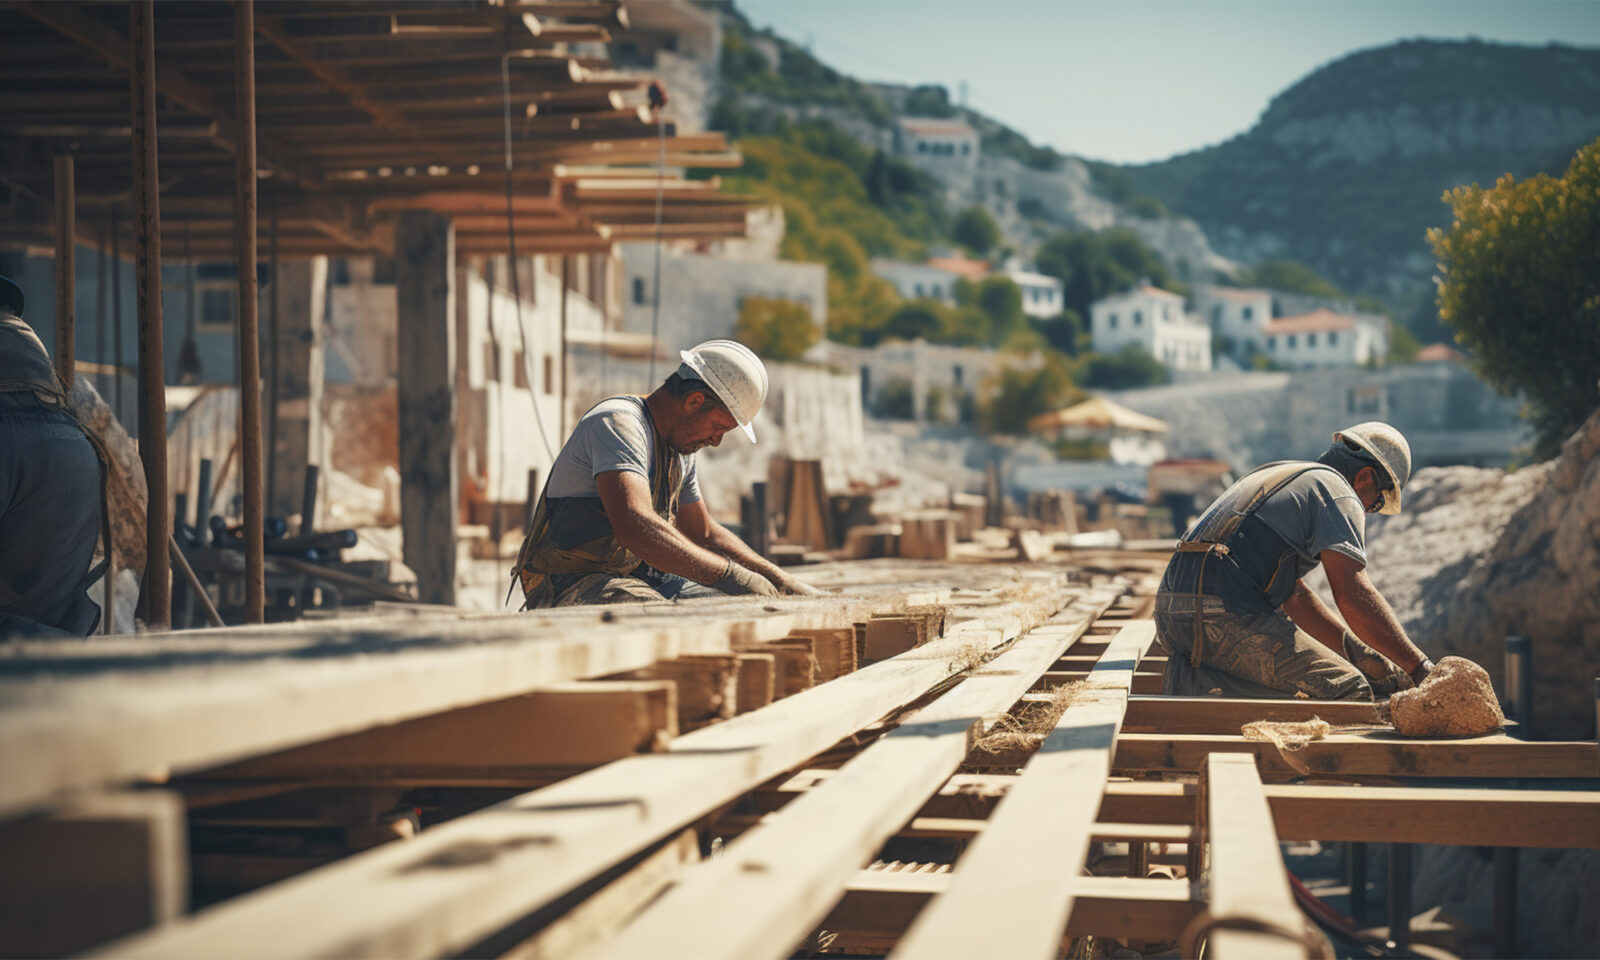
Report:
620,242,827,360
821,339,1035,424
894,117,980,177
1261,309,1387,369
1089,285,1212,372
999,264,1064,319
1193,285,1273,356
869,258,963,304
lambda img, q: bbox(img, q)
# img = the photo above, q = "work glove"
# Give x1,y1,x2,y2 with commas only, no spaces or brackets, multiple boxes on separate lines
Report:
776,573,822,597
1408,657,1435,688
713,560,780,598
1342,630,1410,698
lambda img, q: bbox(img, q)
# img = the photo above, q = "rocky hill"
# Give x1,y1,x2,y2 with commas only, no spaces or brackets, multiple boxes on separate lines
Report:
1124,39,1600,311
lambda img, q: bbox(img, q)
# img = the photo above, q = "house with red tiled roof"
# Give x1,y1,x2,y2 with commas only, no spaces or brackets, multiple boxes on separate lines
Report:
895,116,979,175
1193,284,1273,356
1415,343,1466,364
1260,308,1388,368
1089,284,1211,372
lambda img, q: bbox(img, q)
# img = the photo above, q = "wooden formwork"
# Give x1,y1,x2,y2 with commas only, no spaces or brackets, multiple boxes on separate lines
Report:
1,553,1597,958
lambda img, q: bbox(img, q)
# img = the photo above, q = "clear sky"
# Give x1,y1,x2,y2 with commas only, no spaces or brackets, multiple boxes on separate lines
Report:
737,1,1600,164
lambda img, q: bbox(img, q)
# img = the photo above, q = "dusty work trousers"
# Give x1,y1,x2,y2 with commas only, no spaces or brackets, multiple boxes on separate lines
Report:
1154,594,1370,700
539,565,727,607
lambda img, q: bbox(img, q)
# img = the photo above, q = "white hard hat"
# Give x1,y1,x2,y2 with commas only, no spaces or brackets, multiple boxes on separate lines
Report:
678,339,769,443
1332,421,1413,515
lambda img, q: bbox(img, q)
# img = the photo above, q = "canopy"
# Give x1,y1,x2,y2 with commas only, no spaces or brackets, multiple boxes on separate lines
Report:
1027,396,1170,434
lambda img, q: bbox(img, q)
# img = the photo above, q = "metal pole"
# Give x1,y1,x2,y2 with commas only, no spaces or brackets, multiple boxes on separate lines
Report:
559,254,569,438
169,535,224,628
299,463,319,536
110,203,123,423
1387,842,1412,951
53,155,76,392
129,0,170,629
265,183,281,516
195,457,214,533
173,492,191,628
1504,635,1532,737
1346,842,1367,926
235,0,265,624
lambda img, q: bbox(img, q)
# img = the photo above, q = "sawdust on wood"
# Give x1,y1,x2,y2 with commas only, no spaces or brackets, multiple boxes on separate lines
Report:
1387,655,1505,737
972,682,1085,754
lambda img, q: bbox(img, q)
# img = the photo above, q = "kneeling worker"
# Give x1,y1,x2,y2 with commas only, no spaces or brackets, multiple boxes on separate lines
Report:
1157,422,1433,700
513,339,817,607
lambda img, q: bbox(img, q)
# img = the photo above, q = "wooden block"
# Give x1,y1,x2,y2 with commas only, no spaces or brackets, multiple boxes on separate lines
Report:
842,523,897,560
783,628,858,681
620,656,740,730
734,654,775,715
203,682,677,780
0,791,187,958
769,645,817,699
863,616,924,661
898,511,955,561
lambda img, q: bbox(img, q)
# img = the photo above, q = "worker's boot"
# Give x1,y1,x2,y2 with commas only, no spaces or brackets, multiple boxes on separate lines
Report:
1341,631,1409,699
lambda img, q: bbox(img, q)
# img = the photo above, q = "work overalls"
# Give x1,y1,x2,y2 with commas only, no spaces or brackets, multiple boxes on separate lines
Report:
1155,461,1371,701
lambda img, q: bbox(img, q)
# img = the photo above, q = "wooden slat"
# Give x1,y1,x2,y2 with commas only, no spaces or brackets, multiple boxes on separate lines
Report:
1114,731,1599,779
891,621,1157,959
102,585,1075,958
1201,753,1300,959
1121,696,1386,734
584,589,1121,960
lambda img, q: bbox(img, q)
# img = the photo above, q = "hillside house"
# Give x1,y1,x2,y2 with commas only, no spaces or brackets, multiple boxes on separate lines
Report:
1089,285,1212,372
1261,309,1387,369
999,264,1065,319
870,258,963,304
894,117,980,177
1193,285,1273,355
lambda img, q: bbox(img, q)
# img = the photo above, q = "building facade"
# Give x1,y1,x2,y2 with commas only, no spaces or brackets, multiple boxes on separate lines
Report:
1193,284,1274,355
894,117,981,178
1089,285,1212,371
999,264,1065,319
869,259,963,304
1260,309,1388,369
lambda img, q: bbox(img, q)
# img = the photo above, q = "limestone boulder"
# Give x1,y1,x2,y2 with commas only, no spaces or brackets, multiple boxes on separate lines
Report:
1386,656,1504,737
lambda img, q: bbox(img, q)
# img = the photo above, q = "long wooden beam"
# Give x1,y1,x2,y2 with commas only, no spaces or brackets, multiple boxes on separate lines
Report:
1113,731,1600,779
892,621,1157,959
587,588,1117,960
1200,753,1301,959
102,583,1079,959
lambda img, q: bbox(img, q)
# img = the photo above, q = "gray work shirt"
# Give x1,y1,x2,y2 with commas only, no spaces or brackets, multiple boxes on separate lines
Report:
1211,465,1367,612
544,396,701,505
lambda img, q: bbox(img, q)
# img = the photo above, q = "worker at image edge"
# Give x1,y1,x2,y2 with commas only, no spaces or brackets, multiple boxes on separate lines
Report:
0,274,106,637
1156,422,1434,700
511,339,818,608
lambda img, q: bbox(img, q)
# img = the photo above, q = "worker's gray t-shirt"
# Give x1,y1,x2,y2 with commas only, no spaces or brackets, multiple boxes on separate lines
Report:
1211,465,1367,612
544,396,701,505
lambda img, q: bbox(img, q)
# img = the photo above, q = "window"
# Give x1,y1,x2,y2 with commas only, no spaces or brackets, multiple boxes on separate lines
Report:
197,285,235,332
1268,337,1277,350
512,350,529,389
953,365,964,386
1211,305,1222,324
1348,386,1382,415
484,341,498,382
917,141,928,154
931,285,941,298
1108,313,1118,329
961,143,971,156
1307,333,1317,347
1133,310,1143,326
543,355,554,394
632,278,645,305
1288,335,1297,349
914,283,925,297
1242,306,1254,321
1328,332,1339,345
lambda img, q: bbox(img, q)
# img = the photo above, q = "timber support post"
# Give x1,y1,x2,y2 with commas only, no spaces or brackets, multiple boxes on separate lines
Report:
1387,841,1412,951
235,0,265,624
395,210,458,605
129,0,169,630
264,258,326,517
53,154,75,392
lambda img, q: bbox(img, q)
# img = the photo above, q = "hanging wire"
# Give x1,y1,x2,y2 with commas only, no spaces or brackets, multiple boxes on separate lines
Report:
501,44,557,463
646,81,669,386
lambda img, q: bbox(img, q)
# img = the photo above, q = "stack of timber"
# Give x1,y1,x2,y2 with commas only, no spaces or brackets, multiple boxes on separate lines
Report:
2,550,1597,958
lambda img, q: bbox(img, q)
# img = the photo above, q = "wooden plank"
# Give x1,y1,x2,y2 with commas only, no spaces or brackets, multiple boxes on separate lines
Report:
615,655,738,730
1122,695,1386,734
103,592,1072,958
1036,670,1164,696
820,872,1199,953
892,622,1157,959
1114,732,1600,779
863,616,928,661
583,591,1120,960
395,210,457,604
195,682,676,781
1200,753,1300,959
1266,784,1600,848
0,791,186,958
783,628,858,681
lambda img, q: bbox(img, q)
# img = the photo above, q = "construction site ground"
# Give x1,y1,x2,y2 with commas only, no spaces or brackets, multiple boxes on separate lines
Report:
2,543,1597,960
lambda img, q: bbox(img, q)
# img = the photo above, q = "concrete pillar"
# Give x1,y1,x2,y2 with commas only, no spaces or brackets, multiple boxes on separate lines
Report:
395,212,457,605
265,257,326,521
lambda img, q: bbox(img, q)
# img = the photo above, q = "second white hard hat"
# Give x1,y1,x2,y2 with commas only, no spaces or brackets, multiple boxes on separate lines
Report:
1333,421,1413,515
678,339,769,443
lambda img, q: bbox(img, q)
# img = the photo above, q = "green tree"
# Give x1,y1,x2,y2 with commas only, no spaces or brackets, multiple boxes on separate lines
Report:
952,206,1002,257
980,353,1082,435
735,297,820,361
879,300,948,344
872,377,915,420
1230,259,1344,298
1386,322,1421,365
975,277,1026,346
1034,310,1087,357
1429,138,1600,458
1076,344,1172,390
1034,228,1181,321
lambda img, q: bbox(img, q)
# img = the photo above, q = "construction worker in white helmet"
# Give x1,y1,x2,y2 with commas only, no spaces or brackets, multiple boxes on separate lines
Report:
511,339,819,608
1155,422,1435,700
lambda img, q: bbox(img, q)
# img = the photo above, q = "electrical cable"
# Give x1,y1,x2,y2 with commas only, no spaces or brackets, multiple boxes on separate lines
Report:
500,45,557,464
646,81,668,386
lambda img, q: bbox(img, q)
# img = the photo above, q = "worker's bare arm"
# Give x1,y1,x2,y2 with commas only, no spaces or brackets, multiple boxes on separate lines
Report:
1280,579,1348,655
595,470,729,585
1321,550,1427,673
676,500,820,595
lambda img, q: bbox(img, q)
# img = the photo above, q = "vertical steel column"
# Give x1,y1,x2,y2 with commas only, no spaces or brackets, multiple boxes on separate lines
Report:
129,0,169,629
1387,842,1412,951
235,0,265,623
53,155,76,392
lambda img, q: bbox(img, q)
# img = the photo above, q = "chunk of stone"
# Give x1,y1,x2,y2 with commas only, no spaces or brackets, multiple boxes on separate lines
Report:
1387,656,1505,737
